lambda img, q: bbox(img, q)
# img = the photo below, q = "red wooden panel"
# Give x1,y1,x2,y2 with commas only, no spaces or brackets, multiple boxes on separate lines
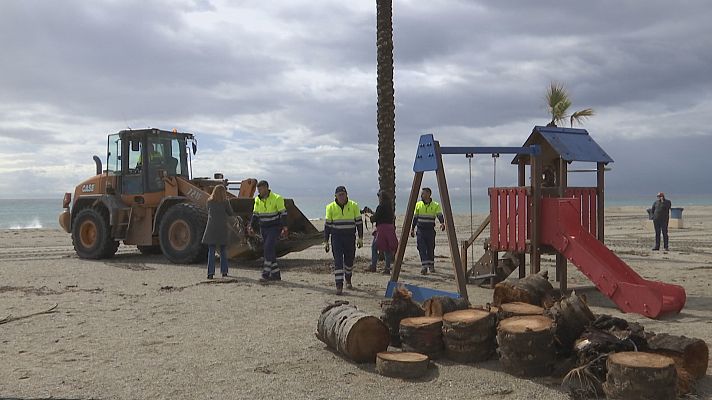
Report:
517,188,527,251
590,189,598,239
499,189,508,250
490,188,499,251
581,189,590,234
508,189,516,251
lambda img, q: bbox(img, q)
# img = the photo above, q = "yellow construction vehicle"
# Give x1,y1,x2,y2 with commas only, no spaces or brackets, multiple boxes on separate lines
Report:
58,128,321,263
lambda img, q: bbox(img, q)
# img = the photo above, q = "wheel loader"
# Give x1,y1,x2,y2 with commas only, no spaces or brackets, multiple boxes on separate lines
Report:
58,128,322,263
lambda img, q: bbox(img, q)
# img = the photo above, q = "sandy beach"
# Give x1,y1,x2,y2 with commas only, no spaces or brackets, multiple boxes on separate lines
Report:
1,206,711,399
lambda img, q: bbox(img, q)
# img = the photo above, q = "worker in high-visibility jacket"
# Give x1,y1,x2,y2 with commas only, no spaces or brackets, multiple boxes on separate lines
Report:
324,186,364,295
248,180,288,282
410,187,445,275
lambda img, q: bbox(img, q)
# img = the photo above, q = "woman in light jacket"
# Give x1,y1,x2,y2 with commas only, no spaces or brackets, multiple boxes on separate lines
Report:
202,185,234,279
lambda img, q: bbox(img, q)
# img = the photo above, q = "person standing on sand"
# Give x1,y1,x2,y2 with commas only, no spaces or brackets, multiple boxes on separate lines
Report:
202,185,234,279
411,187,445,275
651,192,672,251
369,190,397,275
324,186,364,295
248,180,288,282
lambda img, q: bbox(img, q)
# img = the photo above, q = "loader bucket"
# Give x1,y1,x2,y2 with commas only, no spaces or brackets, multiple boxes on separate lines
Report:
225,198,322,260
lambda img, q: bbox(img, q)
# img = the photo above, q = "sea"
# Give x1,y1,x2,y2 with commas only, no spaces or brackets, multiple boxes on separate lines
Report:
1,195,710,230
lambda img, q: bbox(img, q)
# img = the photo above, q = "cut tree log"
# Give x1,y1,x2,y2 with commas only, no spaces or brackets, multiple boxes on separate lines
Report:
546,291,595,356
492,270,555,308
497,315,556,377
375,352,429,379
647,333,708,395
497,302,544,320
442,309,496,363
423,296,470,317
603,352,677,400
400,316,444,359
315,302,390,363
647,333,708,380
380,286,425,346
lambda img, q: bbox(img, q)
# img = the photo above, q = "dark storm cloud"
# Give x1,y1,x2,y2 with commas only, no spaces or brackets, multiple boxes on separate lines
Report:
0,0,711,201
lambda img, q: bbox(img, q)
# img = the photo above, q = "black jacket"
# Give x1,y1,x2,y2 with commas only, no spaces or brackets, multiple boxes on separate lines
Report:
651,198,671,221
370,204,395,226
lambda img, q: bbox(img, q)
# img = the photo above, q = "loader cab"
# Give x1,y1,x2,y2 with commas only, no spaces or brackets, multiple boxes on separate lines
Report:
106,129,194,196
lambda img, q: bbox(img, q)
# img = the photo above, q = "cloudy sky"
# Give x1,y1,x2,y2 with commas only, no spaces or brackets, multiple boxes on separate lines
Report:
1,0,710,215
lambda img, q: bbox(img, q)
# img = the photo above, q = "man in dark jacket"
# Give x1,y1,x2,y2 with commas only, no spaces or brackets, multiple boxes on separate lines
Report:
651,192,671,251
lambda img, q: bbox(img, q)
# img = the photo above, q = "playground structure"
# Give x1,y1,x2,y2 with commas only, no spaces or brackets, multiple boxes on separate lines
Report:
389,127,686,319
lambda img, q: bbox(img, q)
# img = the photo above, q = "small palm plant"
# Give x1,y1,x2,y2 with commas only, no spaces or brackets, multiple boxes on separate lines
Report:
546,82,595,127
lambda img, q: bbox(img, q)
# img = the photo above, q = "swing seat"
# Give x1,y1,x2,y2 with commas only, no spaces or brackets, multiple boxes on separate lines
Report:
385,280,461,302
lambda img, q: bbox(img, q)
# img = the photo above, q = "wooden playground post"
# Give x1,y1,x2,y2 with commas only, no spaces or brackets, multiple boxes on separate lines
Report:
557,157,568,293
597,162,605,243
390,171,423,283
434,141,469,301
517,159,527,278
530,154,541,274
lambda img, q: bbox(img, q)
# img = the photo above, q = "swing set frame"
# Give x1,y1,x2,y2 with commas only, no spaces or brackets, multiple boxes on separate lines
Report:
389,134,540,300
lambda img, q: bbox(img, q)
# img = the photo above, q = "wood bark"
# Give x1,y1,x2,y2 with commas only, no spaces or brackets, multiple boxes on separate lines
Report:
380,287,425,346
546,291,595,356
442,309,496,363
400,316,444,359
497,315,556,377
492,270,555,308
376,0,396,207
423,296,470,317
375,352,429,379
603,352,677,400
315,303,390,363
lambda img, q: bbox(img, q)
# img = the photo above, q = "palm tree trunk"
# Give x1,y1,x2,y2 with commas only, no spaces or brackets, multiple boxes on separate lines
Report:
376,0,396,210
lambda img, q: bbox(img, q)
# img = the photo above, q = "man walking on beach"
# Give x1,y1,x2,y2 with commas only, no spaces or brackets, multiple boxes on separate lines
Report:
651,192,672,251
248,180,288,282
410,187,445,275
324,186,364,295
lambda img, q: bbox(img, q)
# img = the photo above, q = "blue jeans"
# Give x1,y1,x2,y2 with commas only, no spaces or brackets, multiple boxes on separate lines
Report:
370,236,392,270
653,219,669,249
207,244,228,276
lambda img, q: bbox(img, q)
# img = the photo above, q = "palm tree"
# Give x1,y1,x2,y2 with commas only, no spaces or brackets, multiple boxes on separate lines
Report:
376,0,396,210
545,82,595,127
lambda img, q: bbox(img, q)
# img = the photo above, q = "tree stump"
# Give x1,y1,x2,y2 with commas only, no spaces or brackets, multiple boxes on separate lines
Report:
375,352,429,379
442,309,496,363
546,291,595,356
603,352,677,400
493,270,555,308
497,315,556,377
497,302,544,320
400,316,444,359
380,287,425,346
315,303,390,363
647,333,708,394
423,296,470,317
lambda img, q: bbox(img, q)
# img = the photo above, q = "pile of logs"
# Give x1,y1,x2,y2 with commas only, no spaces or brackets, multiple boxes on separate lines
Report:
497,315,556,377
379,287,424,346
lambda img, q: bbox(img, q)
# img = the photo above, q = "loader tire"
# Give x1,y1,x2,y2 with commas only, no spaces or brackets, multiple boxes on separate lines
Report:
72,207,118,259
159,203,207,264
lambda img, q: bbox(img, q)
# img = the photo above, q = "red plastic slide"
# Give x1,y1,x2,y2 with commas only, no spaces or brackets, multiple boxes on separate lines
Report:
540,198,686,318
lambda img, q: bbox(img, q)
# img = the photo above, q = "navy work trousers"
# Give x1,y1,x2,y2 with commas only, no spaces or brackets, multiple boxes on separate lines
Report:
331,233,355,284
416,229,436,270
261,226,281,279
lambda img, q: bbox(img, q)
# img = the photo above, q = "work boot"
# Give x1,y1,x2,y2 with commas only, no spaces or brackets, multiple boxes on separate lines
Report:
207,274,214,280
270,273,282,281
421,267,428,275
259,274,271,283
651,247,659,251
382,268,391,275
336,284,344,296
429,266,435,273
345,276,353,290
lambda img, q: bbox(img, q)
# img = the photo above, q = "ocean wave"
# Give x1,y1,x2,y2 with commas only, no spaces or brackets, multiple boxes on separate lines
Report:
7,217,43,230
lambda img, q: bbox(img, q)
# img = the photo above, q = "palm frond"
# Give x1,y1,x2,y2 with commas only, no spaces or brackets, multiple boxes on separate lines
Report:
570,108,595,127
546,82,571,124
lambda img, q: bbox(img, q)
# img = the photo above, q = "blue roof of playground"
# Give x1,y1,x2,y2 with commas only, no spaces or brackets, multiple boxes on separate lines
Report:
512,126,614,164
